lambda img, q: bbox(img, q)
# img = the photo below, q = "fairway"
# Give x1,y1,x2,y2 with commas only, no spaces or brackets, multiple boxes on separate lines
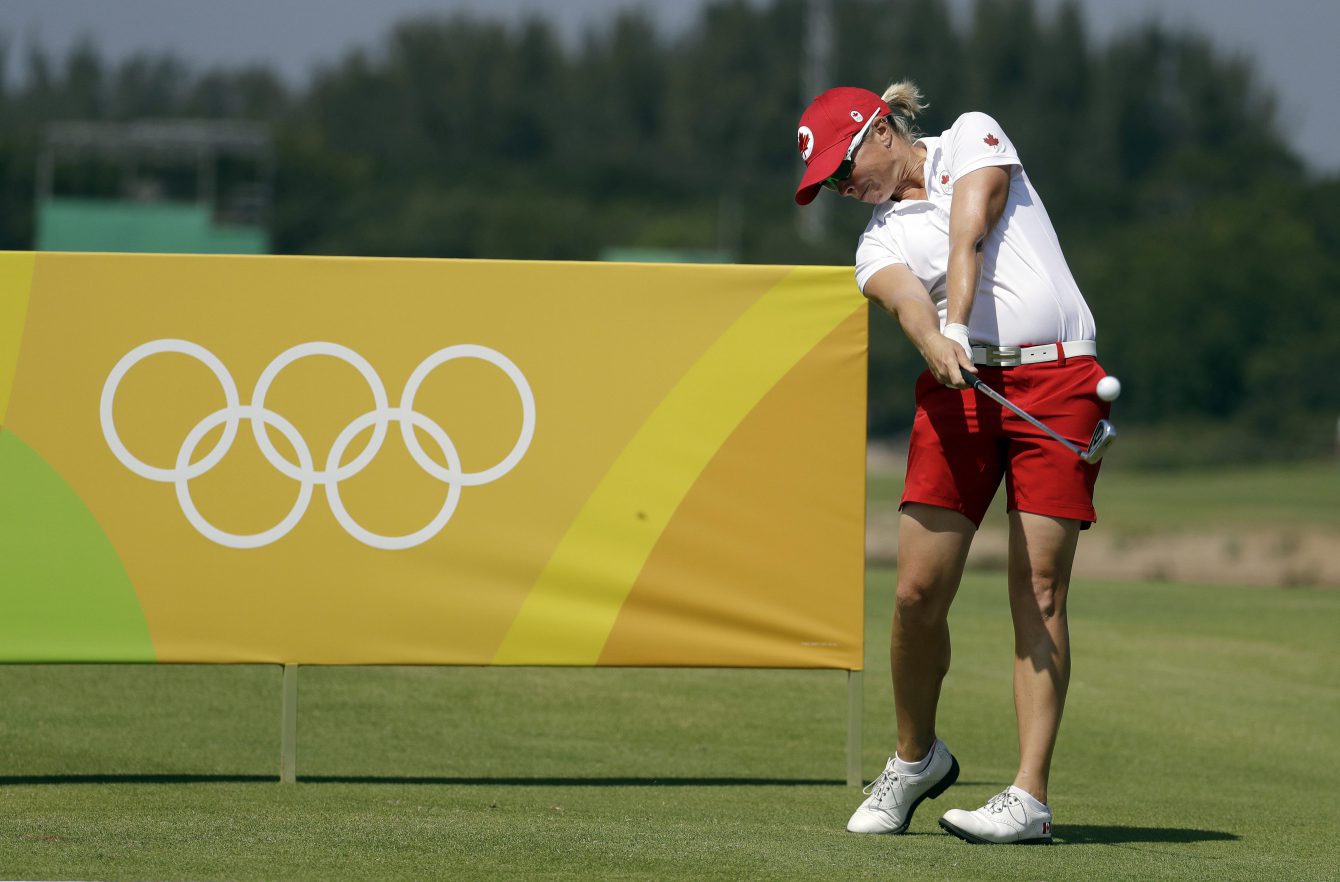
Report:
867,456,1340,587
2,569,1337,881
869,457,1340,532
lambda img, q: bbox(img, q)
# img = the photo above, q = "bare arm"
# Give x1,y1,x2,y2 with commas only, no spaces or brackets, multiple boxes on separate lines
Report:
943,165,1011,383
863,263,974,387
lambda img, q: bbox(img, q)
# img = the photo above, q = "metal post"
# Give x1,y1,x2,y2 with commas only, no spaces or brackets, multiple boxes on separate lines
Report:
280,664,298,783
198,144,215,210
846,669,863,786
35,147,54,204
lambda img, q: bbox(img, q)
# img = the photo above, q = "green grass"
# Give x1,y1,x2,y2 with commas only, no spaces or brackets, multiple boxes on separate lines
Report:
869,458,1340,533
1093,461,1340,531
2,570,1338,880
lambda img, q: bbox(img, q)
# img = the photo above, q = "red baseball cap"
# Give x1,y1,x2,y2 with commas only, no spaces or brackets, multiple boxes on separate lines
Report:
794,87,891,205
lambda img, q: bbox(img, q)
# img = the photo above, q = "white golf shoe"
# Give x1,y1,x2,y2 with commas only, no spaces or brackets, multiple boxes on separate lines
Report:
846,739,960,834
939,786,1054,844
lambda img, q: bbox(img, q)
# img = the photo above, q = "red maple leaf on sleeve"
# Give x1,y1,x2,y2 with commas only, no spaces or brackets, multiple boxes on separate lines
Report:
984,133,999,146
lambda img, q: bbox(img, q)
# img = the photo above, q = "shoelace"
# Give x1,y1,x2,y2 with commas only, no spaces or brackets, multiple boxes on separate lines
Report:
984,790,1020,815
862,763,900,802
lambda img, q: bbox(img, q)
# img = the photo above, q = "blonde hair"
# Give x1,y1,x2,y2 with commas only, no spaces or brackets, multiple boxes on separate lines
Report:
876,80,927,144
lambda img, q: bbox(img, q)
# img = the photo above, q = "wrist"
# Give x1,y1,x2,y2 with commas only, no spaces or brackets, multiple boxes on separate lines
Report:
941,323,973,361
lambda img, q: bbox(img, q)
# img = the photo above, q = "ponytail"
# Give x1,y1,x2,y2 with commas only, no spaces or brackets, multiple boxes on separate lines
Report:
879,80,927,143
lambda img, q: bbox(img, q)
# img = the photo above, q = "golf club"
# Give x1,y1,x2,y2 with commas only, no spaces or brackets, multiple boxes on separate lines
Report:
961,372,1117,463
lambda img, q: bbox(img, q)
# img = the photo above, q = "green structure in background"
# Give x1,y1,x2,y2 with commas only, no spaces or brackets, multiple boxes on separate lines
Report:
37,199,266,254
35,120,272,254
599,246,734,264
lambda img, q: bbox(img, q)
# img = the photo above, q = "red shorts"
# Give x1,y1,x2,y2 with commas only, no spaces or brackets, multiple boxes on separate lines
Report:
901,356,1111,528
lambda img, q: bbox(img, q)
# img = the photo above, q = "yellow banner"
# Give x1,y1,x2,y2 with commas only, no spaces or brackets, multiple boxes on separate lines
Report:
0,252,866,668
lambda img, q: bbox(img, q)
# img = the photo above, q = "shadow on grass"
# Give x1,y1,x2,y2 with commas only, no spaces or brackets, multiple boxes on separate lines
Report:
0,774,277,785
0,773,864,787
1056,825,1240,845
307,775,848,787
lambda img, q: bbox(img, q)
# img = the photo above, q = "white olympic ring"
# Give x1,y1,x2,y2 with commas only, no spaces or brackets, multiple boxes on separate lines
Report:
100,339,536,550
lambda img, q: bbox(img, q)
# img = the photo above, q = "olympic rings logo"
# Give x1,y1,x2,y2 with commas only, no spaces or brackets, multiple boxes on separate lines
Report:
100,339,536,551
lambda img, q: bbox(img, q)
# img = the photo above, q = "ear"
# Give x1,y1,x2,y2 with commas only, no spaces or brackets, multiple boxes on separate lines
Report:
874,117,896,146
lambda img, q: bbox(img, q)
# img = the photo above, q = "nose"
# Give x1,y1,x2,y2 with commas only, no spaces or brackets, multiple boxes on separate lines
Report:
840,180,858,198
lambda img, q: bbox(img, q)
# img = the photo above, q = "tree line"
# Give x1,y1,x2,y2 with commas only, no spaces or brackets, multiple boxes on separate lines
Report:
2,0,1336,463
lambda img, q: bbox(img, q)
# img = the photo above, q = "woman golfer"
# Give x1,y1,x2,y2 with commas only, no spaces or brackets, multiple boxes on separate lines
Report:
794,83,1112,844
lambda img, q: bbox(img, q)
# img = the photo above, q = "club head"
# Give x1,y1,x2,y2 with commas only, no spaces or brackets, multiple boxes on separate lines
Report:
1081,419,1117,463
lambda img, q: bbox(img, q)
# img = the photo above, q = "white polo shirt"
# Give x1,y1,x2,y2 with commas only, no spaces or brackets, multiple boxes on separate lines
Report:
854,111,1096,347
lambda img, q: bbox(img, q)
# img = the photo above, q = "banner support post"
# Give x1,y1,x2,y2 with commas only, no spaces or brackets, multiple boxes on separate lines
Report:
280,664,299,784
846,669,863,786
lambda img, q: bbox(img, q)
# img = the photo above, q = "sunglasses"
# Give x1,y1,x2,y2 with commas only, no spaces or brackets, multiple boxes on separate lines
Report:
822,112,882,190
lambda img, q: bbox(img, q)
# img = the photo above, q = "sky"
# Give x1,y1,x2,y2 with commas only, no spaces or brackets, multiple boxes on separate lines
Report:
4,0,1338,173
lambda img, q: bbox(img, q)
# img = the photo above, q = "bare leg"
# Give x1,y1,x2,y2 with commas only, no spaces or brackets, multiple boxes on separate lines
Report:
1006,510,1081,805
893,503,976,762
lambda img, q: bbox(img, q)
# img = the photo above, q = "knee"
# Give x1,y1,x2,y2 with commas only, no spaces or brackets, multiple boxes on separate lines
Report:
894,577,953,629
1013,568,1067,621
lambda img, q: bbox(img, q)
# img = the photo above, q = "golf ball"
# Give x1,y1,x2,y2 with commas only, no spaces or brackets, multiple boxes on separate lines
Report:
1096,376,1122,401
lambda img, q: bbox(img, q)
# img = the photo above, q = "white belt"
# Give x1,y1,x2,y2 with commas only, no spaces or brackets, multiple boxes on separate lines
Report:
971,339,1097,367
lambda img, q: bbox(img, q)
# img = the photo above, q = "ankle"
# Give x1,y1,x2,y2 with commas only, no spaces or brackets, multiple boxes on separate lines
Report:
1010,781,1048,807
894,737,938,772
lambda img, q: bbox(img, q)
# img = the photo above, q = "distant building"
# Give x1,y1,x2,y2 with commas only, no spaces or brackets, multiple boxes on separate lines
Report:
35,120,273,254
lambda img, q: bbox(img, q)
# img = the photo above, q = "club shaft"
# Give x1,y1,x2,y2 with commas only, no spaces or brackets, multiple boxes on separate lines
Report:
962,373,1085,457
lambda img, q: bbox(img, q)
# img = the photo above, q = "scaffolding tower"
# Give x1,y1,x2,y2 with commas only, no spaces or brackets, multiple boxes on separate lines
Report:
35,119,273,254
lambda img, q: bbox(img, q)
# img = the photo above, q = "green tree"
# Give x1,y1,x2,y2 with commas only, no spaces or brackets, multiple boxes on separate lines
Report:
2,0,1336,457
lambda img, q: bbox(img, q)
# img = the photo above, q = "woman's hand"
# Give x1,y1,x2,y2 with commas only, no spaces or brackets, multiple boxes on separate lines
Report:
922,332,978,388
863,265,980,388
